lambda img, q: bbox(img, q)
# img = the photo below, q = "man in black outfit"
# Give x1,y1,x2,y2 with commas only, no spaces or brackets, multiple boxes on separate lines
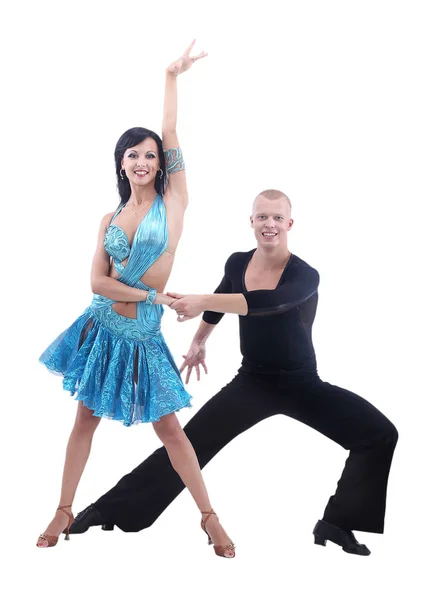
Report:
70,189,398,556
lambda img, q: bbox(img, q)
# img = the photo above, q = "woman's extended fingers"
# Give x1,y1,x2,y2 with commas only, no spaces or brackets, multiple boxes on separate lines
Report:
184,39,196,56
191,50,208,63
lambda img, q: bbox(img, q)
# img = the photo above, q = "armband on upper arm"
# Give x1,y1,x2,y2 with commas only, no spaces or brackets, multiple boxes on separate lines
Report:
164,147,185,174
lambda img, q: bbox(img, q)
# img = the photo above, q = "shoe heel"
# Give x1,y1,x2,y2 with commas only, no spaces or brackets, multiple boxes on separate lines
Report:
102,524,114,531
314,535,326,546
64,529,71,541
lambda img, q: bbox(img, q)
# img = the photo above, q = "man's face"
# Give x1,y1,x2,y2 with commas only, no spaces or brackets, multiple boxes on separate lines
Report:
250,196,294,248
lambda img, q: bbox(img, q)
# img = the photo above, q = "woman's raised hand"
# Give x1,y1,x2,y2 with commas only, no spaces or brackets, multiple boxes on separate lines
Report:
167,39,208,76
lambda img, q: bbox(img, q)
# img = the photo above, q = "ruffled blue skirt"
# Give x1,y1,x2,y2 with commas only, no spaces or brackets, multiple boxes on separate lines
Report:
39,306,192,426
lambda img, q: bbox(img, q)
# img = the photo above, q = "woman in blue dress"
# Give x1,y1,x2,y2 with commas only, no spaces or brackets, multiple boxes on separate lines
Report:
36,41,235,558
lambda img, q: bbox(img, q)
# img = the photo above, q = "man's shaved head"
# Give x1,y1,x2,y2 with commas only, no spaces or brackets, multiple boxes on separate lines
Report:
252,189,292,214
250,189,294,248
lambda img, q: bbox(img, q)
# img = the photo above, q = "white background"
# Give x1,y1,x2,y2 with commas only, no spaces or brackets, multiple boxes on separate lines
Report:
1,0,427,598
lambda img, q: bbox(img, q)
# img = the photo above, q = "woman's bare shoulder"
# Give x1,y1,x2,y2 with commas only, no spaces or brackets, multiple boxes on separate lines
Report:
99,210,118,227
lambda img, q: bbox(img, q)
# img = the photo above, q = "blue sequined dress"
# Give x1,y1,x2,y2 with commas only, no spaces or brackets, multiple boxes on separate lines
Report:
40,195,192,426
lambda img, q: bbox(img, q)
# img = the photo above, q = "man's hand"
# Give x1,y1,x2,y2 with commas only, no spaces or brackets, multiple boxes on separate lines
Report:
167,292,208,322
179,341,208,384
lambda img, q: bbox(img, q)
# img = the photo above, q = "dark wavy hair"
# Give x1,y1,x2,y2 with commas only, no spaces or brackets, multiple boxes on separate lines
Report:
114,127,166,206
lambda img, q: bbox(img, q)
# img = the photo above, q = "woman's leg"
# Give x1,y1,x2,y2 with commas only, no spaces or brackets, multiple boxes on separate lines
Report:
37,402,101,546
92,372,279,532
152,412,235,557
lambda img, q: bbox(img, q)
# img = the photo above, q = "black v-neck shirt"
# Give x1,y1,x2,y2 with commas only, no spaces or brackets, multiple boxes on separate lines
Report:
202,250,320,370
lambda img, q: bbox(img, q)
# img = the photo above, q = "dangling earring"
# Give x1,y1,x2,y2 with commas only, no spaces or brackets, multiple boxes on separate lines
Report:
120,169,125,180
158,168,164,179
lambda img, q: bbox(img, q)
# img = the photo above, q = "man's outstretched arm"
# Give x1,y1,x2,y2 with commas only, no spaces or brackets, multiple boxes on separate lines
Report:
171,260,319,321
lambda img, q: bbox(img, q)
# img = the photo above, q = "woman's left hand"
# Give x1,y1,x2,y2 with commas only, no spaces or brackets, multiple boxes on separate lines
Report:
167,292,207,321
154,292,176,307
167,40,208,76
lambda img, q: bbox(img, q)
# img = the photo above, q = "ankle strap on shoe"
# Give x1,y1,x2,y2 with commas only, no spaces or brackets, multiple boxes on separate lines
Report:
57,505,73,518
201,509,216,524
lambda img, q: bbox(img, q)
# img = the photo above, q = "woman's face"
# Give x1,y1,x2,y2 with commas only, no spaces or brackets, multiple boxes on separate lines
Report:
121,137,161,188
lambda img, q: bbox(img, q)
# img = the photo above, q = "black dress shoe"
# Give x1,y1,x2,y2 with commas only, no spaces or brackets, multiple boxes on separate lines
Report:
69,504,115,535
312,520,371,556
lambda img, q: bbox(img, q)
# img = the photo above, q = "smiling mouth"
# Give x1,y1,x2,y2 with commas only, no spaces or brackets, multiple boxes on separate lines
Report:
134,170,148,176
262,232,277,238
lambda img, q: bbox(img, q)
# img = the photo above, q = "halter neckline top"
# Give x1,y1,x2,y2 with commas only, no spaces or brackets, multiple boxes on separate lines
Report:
103,194,168,286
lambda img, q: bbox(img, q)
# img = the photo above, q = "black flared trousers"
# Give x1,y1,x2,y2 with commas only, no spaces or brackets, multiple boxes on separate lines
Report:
95,363,398,533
